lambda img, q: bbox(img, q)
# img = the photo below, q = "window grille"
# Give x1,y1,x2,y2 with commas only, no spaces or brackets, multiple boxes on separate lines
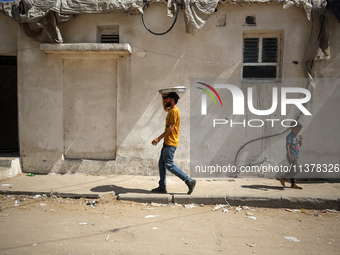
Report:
242,33,281,80
97,25,119,44
100,34,119,43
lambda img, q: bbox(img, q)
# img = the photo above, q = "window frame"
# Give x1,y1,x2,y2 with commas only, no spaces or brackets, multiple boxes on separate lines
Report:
242,30,283,83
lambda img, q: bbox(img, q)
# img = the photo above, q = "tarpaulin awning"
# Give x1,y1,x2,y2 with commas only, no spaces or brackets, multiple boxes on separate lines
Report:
0,0,144,43
0,0,335,89
0,0,333,44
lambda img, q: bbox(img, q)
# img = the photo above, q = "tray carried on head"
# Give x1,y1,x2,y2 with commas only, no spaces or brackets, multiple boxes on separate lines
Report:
158,86,186,94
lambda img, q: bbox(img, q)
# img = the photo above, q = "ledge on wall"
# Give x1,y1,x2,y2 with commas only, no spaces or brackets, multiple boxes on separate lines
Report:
40,43,132,55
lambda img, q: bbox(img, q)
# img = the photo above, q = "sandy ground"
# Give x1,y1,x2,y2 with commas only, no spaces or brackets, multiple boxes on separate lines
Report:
0,194,339,255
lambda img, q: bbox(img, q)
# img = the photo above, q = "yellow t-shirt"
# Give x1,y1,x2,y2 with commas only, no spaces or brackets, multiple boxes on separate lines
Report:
164,107,180,147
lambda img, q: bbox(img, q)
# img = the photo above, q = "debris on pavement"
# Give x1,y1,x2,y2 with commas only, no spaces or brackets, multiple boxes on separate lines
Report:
184,203,195,209
145,215,156,218
151,202,163,207
79,222,95,226
1,184,13,188
284,236,300,242
235,206,242,212
86,200,97,208
212,204,227,211
285,209,307,213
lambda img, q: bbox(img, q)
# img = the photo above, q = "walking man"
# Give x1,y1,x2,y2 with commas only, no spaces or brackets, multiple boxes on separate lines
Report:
151,92,196,194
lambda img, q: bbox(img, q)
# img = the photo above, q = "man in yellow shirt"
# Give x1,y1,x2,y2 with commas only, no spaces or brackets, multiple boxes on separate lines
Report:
151,92,196,194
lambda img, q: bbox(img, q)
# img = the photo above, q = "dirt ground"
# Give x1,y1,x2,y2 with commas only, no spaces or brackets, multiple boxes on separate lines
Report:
0,194,339,255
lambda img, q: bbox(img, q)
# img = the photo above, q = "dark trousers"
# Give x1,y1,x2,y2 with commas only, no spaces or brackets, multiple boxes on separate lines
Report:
286,155,299,184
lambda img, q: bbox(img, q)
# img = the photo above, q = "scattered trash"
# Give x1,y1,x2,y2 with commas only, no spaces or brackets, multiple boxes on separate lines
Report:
33,195,41,199
32,243,37,246
1,184,13,188
300,209,306,213
153,227,158,230
246,212,254,216
222,208,229,213
142,207,155,210
221,233,224,237
18,197,26,202
151,202,162,207
284,236,300,242
141,203,148,206
285,209,303,213
235,206,242,212
26,173,35,177
145,215,156,218
79,222,95,226
326,209,338,213
246,243,256,247
86,200,97,208
242,206,250,210
185,242,189,245
245,216,257,220
169,203,182,208
184,203,195,209
213,204,226,211
0,214,9,217
39,203,47,207
105,235,110,241
14,200,20,207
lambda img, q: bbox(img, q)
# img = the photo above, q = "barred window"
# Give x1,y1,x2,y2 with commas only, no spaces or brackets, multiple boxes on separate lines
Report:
97,25,119,43
242,32,282,80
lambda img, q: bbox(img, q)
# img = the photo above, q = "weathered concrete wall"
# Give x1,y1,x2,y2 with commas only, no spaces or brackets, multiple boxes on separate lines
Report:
0,14,18,55
1,3,339,177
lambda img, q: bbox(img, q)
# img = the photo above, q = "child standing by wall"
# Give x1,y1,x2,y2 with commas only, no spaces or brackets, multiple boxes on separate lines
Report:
280,122,303,189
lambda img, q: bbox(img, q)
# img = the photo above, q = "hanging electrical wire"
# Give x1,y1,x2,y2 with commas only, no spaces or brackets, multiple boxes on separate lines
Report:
141,0,180,35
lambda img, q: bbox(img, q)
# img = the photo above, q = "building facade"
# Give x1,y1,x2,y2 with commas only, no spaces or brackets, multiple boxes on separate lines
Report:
0,0,339,178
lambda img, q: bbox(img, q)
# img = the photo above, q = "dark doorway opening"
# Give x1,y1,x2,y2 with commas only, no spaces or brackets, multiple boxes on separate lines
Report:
0,56,19,154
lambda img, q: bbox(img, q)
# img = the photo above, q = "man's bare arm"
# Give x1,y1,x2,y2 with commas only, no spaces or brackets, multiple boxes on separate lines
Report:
152,124,174,146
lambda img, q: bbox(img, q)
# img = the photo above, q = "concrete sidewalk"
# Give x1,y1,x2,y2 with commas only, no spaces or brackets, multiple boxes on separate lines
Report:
0,173,339,210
